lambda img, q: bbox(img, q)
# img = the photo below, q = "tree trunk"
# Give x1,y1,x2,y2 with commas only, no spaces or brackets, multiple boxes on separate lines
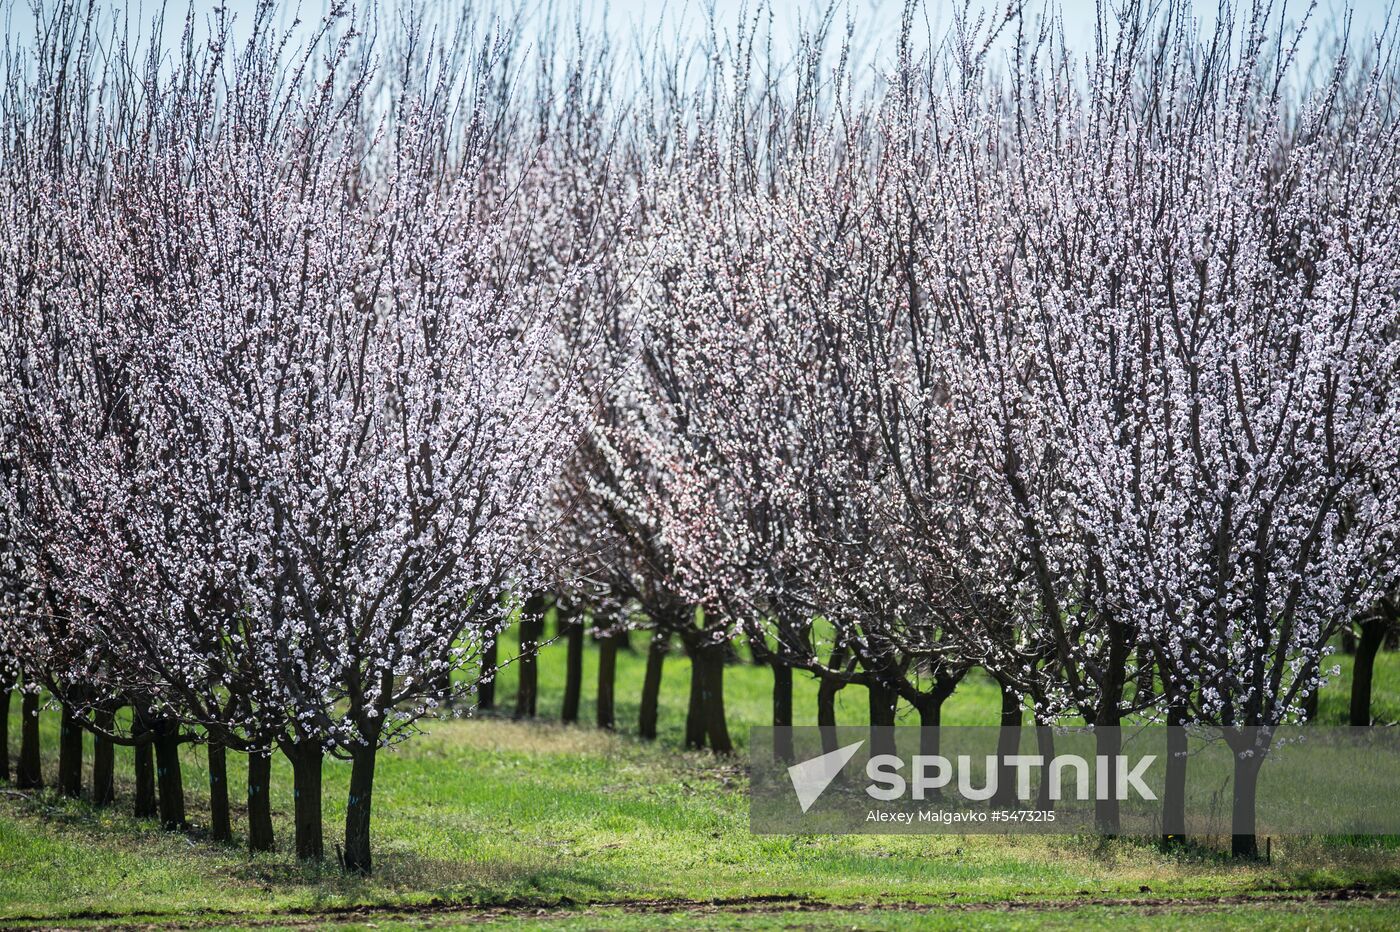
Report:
155,728,187,830
514,601,545,719
1350,616,1387,726
1231,750,1265,859
560,613,585,724
596,633,617,730
639,632,668,740
343,743,379,875
684,644,707,750
1035,722,1056,810
208,743,231,843
817,674,844,755
91,708,115,806
771,661,794,763
133,737,157,819
913,694,942,746
0,686,9,782
699,643,733,755
285,741,324,861
1162,703,1187,848
990,681,1022,808
912,693,944,796
477,635,497,711
867,676,898,760
1094,717,1122,835
16,690,41,789
58,705,84,798
247,751,275,853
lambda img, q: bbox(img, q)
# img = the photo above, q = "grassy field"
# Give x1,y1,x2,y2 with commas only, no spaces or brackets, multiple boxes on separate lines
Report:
1,623,1398,929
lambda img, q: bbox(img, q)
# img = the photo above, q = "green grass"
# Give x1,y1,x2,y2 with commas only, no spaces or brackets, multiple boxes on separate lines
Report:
1,623,1397,929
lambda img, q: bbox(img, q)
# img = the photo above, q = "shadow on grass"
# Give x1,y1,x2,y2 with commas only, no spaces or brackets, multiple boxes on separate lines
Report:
0,859,618,928
229,849,617,900
3,785,620,894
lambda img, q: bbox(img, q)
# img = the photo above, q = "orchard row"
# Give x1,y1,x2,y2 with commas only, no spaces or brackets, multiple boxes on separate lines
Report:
1,1,1396,872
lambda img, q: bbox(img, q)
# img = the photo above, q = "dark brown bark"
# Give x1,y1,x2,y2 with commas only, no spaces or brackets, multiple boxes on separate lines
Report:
912,672,961,763
596,632,617,730
912,693,942,744
154,728,187,830
698,643,733,755
247,751,275,853
16,690,41,789
515,597,547,719
91,707,115,806
638,631,668,740
771,661,794,763
912,692,944,798
1162,703,1188,848
285,740,324,861
0,686,9,782
867,676,898,760
1231,751,1265,859
133,736,157,819
208,743,231,843
1350,616,1387,726
1035,722,1056,811
817,672,844,755
343,743,378,874
477,635,497,711
684,644,707,750
58,705,84,798
990,681,1022,808
560,611,585,724
1094,715,1122,835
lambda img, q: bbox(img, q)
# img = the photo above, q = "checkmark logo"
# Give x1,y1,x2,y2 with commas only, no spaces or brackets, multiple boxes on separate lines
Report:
787,740,865,813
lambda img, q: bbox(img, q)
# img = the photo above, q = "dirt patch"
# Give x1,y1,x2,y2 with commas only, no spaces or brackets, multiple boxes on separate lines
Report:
6,887,1399,930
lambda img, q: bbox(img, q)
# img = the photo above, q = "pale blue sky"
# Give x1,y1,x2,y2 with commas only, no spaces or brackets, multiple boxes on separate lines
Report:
4,1,1394,76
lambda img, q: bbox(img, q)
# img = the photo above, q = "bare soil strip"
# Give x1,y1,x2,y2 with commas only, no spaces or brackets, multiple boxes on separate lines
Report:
5,887,1398,930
